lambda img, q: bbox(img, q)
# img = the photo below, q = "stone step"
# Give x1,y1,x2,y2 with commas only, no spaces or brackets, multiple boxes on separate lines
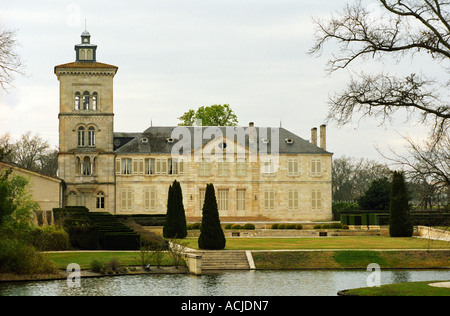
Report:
194,250,250,270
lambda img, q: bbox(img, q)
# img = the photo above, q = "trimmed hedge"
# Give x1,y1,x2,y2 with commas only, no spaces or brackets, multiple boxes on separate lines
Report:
53,208,140,250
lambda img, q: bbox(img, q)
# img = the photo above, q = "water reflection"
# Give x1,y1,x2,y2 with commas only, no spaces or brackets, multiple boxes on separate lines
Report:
0,270,448,296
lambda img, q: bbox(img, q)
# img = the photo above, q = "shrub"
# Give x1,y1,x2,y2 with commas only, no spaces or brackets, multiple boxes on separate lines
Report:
321,224,331,229
0,237,58,275
389,171,413,237
330,223,343,229
271,224,279,229
243,223,255,230
313,224,321,229
163,180,187,239
225,224,233,229
295,224,303,230
65,224,99,250
29,226,71,251
277,224,285,229
106,258,121,273
90,259,104,273
231,224,242,230
198,183,226,250
191,222,201,229
285,224,296,229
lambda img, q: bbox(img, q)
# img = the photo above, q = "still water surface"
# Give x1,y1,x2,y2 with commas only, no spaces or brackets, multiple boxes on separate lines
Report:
0,270,449,296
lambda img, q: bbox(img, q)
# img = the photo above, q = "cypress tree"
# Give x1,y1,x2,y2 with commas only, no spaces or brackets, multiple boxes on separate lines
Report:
198,183,226,250
389,171,413,237
163,180,187,239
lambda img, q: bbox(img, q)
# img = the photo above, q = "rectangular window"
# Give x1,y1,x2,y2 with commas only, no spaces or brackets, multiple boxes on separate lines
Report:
121,188,133,211
311,189,322,210
122,158,132,175
143,188,157,211
168,158,178,175
236,160,247,177
288,189,299,210
287,158,299,176
311,158,322,177
156,158,168,175
218,161,228,177
96,196,105,209
236,189,246,211
264,189,275,210
262,158,275,175
145,158,155,175
199,160,211,177
217,189,229,212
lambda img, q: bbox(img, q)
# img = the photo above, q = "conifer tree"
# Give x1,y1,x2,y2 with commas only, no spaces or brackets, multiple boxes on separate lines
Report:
389,171,413,237
163,180,187,239
198,183,226,250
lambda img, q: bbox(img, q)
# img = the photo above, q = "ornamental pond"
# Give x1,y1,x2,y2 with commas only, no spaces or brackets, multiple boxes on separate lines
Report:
0,270,449,296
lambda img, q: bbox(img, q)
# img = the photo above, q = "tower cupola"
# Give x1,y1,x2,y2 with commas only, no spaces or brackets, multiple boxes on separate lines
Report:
75,30,97,62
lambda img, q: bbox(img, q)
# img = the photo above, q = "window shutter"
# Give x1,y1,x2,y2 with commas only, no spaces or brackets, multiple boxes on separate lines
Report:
179,160,184,175
121,189,127,209
156,159,161,175
150,189,156,210
133,159,138,175
115,158,121,175
139,159,144,175
317,190,322,209
161,159,167,174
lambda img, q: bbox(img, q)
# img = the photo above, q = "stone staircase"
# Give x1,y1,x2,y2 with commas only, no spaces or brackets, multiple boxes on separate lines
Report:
195,250,250,270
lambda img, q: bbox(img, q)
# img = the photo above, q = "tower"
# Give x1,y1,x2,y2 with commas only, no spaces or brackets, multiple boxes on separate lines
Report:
55,30,118,211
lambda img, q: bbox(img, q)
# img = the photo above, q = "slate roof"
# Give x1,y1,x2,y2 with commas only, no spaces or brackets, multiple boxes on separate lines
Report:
113,126,332,155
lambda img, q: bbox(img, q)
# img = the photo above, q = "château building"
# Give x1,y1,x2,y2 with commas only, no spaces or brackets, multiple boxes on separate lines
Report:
55,31,333,221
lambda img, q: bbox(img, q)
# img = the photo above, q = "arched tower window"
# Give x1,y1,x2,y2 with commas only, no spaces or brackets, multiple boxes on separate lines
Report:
92,92,98,110
82,91,90,110
77,127,85,147
88,127,96,147
74,92,81,110
82,157,91,176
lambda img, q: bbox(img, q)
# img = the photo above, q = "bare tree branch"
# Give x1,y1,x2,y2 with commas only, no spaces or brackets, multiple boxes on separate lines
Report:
0,27,25,91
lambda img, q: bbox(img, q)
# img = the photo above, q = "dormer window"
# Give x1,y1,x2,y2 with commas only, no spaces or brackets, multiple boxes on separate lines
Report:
285,138,293,144
167,138,174,143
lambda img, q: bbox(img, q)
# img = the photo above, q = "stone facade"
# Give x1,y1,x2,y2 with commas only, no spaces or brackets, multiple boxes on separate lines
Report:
55,31,333,222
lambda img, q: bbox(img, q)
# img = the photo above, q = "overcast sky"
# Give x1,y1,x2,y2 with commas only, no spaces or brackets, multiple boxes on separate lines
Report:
0,0,445,162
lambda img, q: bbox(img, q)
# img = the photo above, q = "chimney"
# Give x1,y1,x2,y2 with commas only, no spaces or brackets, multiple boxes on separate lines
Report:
249,122,255,143
311,127,317,146
320,124,326,150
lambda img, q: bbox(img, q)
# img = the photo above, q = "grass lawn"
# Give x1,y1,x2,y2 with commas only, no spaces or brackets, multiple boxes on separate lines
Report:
47,251,174,270
341,281,450,296
183,236,450,250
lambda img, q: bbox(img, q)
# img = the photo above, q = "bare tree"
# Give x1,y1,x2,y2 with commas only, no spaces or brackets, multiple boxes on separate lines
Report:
0,27,24,90
380,134,450,207
2,132,58,177
309,0,450,143
333,156,392,201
